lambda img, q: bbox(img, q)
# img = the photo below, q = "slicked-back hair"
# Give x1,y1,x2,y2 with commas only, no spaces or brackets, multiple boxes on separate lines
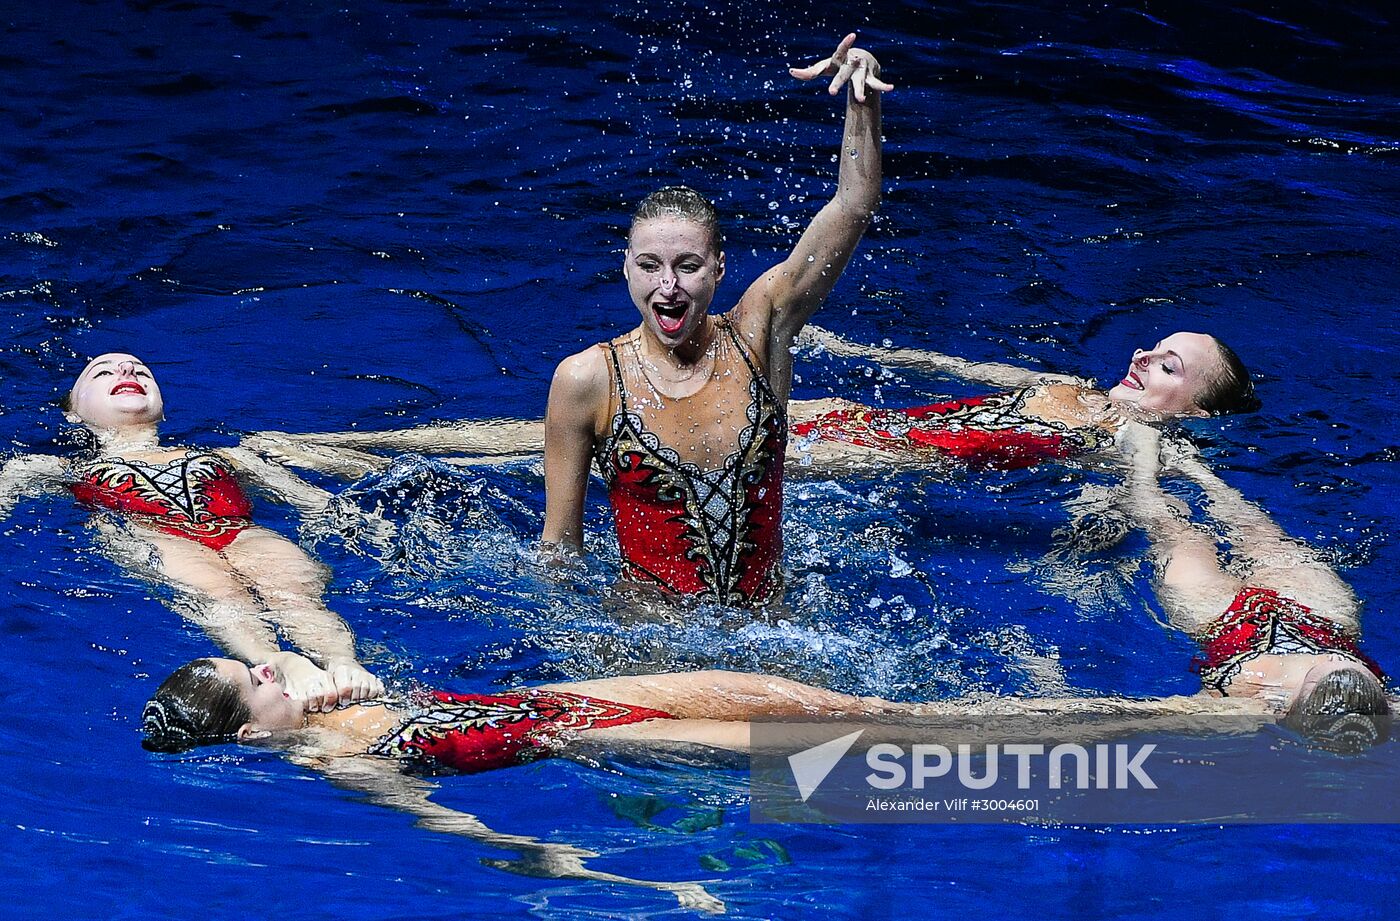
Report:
141,659,250,754
629,185,721,254
1198,337,1261,416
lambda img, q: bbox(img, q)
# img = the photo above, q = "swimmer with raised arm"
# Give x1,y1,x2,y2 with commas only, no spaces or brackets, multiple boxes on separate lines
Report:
0,354,384,707
539,33,890,605
249,34,890,607
1116,421,1388,751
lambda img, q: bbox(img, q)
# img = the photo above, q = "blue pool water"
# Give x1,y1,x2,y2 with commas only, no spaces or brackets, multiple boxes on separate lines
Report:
2,0,1398,916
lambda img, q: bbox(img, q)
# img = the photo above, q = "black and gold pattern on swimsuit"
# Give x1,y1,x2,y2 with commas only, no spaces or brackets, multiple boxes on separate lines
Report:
925,387,1105,452
368,696,545,759
596,318,786,606
81,451,235,522
368,691,662,760
834,387,1105,456
603,378,781,604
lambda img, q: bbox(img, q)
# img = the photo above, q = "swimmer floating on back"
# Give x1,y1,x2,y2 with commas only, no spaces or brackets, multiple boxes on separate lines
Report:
142,655,1275,912
0,353,384,707
789,324,1258,469
1116,421,1388,752
245,323,1258,482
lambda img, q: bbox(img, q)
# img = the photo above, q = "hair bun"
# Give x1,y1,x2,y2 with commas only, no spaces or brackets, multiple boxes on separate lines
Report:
141,699,197,754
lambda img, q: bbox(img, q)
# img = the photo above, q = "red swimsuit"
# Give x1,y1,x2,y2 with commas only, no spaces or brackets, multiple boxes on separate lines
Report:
790,388,1104,470
369,689,675,773
68,451,254,551
1193,587,1384,693
596,317,787,605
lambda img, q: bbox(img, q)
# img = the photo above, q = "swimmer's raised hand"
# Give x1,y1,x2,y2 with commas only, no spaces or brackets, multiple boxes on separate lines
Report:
789,32,893,104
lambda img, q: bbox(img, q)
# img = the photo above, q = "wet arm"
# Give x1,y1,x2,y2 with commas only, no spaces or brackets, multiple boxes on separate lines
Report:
0,454,67,519
241,436,391,480
541,350,607,550
313,757,725,914
752,35,887,351
216,446,336,517
800,325,1084,390
247,419,545,455
217,446,397,556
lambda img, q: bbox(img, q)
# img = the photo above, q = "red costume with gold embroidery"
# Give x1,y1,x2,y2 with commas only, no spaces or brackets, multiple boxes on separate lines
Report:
791,389,1104,470
595,317,786,605
369,689,675,773
1193,587,1383,693
68,451,254,551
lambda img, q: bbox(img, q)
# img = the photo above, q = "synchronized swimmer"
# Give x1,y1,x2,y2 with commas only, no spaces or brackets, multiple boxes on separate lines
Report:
1,25,1384,918
0,354,383,707
246,323,1257,478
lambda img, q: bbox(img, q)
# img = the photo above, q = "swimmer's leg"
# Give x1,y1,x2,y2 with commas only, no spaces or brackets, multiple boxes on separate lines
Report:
218,527,384,701
539,670,908,721
111,527,285,659
1171,449,1359,628
106,527,342,705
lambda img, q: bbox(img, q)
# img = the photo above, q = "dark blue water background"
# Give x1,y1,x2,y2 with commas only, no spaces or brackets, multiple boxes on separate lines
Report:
1,0,1398,916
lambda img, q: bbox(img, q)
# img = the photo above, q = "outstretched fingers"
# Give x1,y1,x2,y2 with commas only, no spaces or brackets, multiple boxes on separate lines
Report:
789,31,855,82
789,32,891,100
788,55,833,81
828,57,857,96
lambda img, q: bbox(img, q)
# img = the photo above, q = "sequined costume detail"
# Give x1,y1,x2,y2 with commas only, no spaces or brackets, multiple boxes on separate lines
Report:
790,388,1104,470
595,317,787,605
1193,587,1383,693
69,451,253,551
369,689,674,773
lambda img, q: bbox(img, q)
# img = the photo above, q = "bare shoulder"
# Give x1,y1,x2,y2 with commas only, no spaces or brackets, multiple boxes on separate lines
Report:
1036,380,1094,401
550,343,612,403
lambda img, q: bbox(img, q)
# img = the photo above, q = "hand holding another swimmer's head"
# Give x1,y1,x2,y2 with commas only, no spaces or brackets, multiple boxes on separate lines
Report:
267,651,381,713
789,32,893,103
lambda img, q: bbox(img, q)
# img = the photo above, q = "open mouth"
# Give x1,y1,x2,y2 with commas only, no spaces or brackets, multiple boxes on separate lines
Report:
653,301,689,336
1119,371,1143,391
110,381,147,396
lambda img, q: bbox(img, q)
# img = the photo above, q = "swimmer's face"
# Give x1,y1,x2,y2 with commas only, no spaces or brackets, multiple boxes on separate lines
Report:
66,353,165,431
212,658,305,737
624,216,725,350
1106,332,1219,416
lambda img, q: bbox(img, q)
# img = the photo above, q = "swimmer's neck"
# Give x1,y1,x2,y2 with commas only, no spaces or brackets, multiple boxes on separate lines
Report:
639,314,717,366
305,698,402,745
90,422,162,454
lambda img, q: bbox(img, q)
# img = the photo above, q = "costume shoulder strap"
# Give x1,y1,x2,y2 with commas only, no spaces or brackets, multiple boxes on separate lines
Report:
601,339,630,415
717,315,778,405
